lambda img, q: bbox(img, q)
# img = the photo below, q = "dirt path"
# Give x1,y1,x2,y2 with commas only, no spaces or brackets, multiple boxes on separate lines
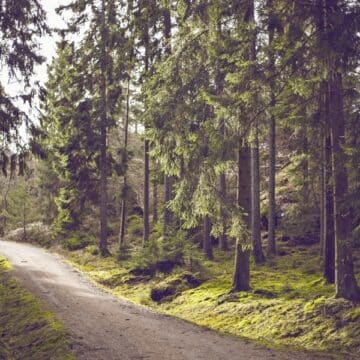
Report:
0,240,330,360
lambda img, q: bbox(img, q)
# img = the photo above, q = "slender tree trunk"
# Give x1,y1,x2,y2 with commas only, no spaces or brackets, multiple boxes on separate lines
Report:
203,215,213,260
119,78,131,250
319,147,325,256
143,138,150,244
162,5,173,235
329,71,359,300
153,179,158,225
319,89,325,256
322,0,359,300
163,175,172,232
315,0,335,281
215,17,228,251
219,171,228,250
301,122,309,204
23,200,26,242
143,29,150,244
1,180,11,236
267,1,276,256
323,85,335,283
251,124,265,263
99,0,109,255
247,0,264,263
233,142,251,291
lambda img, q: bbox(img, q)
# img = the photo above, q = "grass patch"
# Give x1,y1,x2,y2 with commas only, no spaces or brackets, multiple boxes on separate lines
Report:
60,243,359,356
0,257,74,360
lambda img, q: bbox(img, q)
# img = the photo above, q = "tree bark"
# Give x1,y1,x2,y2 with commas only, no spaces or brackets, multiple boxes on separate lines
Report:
99,0,109,255
143,138,150,244
163,175,172,232
301,122,309,204
119,78,130,250
323,85,335,283
324,0,359,300
329,72,359,300
233,143,251,291
251,125,265,263
153,177,158,225
319,89,325,257
23,198,27,242
267,0,276,255
247,0,264,263
215,17,228,251
219,171,228,250
162,5,173,235
143,27,150,244
203,215,213,260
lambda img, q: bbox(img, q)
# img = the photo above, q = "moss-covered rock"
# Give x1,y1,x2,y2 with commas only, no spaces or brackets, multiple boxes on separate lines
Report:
150,271,204,303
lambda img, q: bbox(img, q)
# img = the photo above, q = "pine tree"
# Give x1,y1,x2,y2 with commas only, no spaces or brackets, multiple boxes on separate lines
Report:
56,0,128,254
0,0,49,167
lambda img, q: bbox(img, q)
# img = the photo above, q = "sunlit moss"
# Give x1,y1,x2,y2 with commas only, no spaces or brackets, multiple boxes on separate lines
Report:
0,256,74,360
62,244,359,355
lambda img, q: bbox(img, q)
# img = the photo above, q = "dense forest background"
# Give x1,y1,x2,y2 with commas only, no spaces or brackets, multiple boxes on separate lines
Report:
1,0,360,325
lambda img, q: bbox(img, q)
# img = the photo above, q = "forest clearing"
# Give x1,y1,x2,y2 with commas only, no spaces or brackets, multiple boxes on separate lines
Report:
0,0,359,359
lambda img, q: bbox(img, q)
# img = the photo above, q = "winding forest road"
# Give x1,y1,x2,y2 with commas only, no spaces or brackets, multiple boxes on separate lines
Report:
0,240,330,360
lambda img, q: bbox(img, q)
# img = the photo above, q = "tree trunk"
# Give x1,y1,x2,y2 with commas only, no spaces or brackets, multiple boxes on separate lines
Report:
301,122,309,204
143,138,150,244
251,125,265,263
232,143,251,291
163,175,172,232
324,0,359,301
162,5,173,235
267,0,276,255
99,0,109,255
319,148,325,256
319,90,325,257
329,71,359,300
203,215,213,260
323,85,335,283
23,200,27,242
219,172,228,250
119,78,130,250
247,0,264,263
143,19,150,245
215,16,228,252
153,177,158,225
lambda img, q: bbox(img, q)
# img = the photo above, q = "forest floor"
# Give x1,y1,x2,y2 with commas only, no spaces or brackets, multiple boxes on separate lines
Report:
59,241,360,358
0,240,345,360
0,255,74,359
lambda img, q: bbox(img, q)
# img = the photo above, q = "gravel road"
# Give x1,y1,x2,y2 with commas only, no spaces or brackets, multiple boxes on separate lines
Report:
0,240,331,360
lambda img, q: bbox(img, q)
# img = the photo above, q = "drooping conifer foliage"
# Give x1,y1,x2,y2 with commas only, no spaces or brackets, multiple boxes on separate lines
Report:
0,0,49,171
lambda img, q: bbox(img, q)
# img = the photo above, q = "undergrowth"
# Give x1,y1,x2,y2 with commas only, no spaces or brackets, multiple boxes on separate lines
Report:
0,257,74,360
60,241,360,357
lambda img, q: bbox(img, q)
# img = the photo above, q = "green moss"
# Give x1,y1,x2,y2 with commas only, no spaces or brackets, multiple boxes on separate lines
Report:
60,243,359,356
344,307,360,322
0,257,74,360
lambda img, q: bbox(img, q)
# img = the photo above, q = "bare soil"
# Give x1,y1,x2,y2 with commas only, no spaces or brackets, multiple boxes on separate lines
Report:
0,240,331,360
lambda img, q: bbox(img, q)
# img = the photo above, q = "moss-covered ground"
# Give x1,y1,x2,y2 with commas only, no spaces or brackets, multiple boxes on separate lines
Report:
59,243,360,357
0,257,74,360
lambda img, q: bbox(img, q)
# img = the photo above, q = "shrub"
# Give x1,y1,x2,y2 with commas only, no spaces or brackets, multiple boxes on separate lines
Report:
128,230,203,276
63,232,94,251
